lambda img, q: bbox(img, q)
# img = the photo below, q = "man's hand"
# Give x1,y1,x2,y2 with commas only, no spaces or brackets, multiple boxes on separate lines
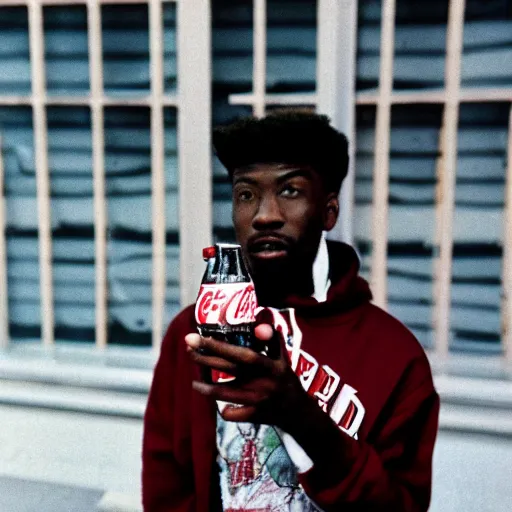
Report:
185,325,311,430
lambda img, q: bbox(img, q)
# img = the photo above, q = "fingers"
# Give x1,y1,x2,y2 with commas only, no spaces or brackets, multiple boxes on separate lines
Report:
192,381,262,406
185,333,202,347
188,350,239,375
254,323,274,341
186,333,274,371
221,405,259,423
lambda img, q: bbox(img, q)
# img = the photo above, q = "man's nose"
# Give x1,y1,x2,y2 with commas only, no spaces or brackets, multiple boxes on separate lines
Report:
252,195,285,230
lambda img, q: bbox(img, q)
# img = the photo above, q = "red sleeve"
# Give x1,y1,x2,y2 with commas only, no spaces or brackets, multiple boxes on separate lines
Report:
142,317,195,512
298,357,440,512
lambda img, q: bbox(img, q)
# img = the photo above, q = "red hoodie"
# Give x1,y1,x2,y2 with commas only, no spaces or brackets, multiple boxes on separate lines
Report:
142,242,439,511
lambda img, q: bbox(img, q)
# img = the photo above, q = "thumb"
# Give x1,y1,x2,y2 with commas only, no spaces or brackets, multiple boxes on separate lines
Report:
254,323,274,341
254,323,285,361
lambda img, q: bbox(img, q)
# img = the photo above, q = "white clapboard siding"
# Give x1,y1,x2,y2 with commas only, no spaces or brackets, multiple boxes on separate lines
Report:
356,156,505,181
8,151,178,177
211,21,512,56
5,194,181,232
354,205,502,244
6,236,179,262
214,27,316,54
109,282,180,304
214,0,509,26
109,256,180,284
108,239,179,262
355,181,504,206
6,279,181,306
5,160,179,195
8,300,181,334
387,276,500,308
356,127,508,154
7,250,180,298
359,0,508,23
0,57,176,86
220,51,512,88
0,126,177,153
388,303,499,335
0,30,175,57
214,1,316,26
383,255,502,279
7,236,94,260
8,280,94,304
359,21,512,54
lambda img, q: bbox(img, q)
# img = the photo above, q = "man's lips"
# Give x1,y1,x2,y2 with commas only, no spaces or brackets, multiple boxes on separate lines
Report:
248,236,290,260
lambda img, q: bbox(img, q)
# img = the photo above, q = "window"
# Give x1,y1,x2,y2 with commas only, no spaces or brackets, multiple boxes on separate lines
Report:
0,0,211,358
1,0,511,368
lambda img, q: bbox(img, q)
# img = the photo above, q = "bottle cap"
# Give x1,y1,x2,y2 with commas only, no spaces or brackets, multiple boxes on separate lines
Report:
202,246,217,261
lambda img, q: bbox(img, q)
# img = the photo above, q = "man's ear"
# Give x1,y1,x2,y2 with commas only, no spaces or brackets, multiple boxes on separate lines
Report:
323,193,339,231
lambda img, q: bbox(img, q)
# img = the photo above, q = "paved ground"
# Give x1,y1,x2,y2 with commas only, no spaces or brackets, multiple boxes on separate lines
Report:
0,477,103,512
1,405,511,512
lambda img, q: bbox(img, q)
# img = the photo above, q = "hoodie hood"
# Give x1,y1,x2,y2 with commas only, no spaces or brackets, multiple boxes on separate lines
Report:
284,241,372,317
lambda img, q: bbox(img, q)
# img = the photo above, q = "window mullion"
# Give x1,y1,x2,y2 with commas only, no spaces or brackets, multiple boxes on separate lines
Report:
433,0,466,360
316,0,359,245
0,137,8,349
177,0,212,309
28,0,54,347
370,0,396,310
149,0,166,351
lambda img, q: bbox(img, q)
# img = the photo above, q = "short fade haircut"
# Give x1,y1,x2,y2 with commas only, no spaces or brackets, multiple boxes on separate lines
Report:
212,110,349,195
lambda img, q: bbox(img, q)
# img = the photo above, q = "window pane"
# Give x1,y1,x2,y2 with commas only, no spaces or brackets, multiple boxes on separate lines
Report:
353,105,376,280
392,0,448,91
163,2,178,95
102,4,150,97
353,104,443,350
0,7,31,96
163,108,180,328
386,105,442,350
3,107,40,343
44,6,90,96
105,106,151,345
356,0,381,92
213,1,254,95
48,106,95,344
104,107,180,346
450,103,508,354
461,0,512,89
267,0,317,93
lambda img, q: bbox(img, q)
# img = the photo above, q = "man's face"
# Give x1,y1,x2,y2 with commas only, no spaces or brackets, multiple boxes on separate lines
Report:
232,163,338,282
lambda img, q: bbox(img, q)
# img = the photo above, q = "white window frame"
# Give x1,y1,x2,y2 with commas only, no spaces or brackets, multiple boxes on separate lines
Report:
0,0,212,359
0,0,511,386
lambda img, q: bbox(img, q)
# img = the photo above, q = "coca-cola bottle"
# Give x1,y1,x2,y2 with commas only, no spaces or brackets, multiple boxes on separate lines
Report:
195,243,264,352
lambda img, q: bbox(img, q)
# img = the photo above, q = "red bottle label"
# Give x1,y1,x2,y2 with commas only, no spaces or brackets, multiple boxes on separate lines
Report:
195,283,257,326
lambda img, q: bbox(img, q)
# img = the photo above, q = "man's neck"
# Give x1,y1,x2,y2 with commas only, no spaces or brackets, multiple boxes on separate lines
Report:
253,268,315,308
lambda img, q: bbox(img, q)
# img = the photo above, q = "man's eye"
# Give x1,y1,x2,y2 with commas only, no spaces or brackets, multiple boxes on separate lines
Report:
238,190,254,201
280,185,300,198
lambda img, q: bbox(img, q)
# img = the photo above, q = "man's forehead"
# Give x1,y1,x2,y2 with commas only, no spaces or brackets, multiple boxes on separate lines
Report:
232,162,316,179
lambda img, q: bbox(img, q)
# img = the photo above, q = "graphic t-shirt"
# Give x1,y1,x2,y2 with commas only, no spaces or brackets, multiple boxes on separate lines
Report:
216,417,320,512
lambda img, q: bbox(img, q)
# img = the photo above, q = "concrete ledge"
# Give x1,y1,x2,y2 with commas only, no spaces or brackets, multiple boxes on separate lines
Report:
439,403,512,437
97,492,142,512
1,354,511,434
435,375,512,408
0,358,153,393
0,380,147,419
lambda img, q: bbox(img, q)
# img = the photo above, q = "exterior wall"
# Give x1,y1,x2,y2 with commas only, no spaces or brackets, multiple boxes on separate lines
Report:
2,0,511,355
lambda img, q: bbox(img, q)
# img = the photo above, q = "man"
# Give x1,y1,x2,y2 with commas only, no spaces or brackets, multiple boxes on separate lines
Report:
142,111,439,511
